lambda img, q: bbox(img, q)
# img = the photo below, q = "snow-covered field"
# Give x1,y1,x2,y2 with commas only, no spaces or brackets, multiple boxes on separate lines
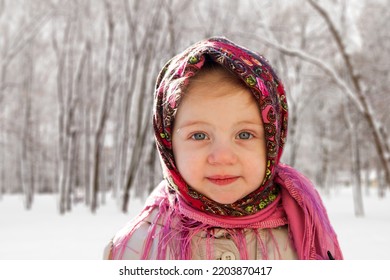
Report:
0,187,389,260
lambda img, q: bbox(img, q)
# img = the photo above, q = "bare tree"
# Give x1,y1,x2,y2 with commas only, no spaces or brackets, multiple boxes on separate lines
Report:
83,40,93,206
20,50,34,210
90,0,117,213
342,97,364,216
356,0,390,196
112,0,143,204
120,0,165,213
52,12,81,214
52,1,94,213
306,0,390,188
0,7,53,105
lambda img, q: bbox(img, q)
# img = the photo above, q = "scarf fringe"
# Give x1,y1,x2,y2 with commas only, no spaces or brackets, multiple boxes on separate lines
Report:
112,198,287,260
110,164,343,260
276,164,343,260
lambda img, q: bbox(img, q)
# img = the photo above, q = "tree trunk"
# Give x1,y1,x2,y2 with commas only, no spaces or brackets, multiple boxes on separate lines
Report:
52,18,72,214
377,161,386,198
114,53,140,204
316,119,330,194
83,41,92,206
364,161,370,197
343,100,364,217
351,127,364,217
90,0,115,213
21,51,34,210
122,44,155,212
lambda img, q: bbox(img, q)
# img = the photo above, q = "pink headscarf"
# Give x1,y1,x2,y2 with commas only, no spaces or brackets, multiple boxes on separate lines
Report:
153,37,287,216
110,37,343,260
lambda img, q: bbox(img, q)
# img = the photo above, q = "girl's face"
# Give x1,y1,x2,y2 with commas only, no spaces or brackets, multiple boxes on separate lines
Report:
172,69,267,204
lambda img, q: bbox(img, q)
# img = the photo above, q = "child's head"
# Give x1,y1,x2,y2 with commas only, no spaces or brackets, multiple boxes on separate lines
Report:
153,37,288,216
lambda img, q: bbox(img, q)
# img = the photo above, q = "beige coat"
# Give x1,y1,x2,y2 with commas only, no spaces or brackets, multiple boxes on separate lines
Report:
103,208,298,260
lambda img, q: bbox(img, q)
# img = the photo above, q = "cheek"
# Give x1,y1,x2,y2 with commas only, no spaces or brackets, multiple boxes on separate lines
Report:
245,157,264,170
176,157,203,188
243,153,267,179
173,145,203,178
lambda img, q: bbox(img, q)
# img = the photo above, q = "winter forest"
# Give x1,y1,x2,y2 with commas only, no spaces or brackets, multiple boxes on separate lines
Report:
0,0,390,259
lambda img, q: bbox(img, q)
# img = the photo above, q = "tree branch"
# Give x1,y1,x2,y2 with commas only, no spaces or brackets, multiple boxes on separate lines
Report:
247,33,365,113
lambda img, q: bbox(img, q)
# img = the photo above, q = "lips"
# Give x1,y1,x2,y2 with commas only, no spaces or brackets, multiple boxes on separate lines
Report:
206,175,239,186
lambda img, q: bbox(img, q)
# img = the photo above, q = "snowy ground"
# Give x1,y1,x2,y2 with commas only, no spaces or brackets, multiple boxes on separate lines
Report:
0,187,389,260
320,187,390,259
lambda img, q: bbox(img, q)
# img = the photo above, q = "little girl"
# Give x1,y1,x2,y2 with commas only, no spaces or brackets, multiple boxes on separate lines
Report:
104,37,343,260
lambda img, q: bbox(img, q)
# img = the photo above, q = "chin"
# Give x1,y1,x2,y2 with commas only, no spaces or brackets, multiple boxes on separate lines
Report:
212,197,240,205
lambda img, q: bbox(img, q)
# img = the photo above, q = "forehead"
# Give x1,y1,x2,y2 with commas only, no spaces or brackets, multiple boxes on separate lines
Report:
175,71,262,126
184,66,251,99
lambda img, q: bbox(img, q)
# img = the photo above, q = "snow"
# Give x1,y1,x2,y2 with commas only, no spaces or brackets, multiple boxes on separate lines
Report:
0,194,143,260
320,187,390,259
0,187,389,260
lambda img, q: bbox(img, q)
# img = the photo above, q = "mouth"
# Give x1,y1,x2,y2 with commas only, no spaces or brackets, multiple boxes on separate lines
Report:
206,175,240,186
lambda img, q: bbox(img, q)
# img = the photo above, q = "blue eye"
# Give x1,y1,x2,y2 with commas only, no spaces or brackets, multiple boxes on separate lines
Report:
191,133,207,140
238,132,253,139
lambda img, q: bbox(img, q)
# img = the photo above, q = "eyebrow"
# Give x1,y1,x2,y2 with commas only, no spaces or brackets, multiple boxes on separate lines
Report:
237,120,262,125
177,120,263,130
176,120,211,129
235,120,264,128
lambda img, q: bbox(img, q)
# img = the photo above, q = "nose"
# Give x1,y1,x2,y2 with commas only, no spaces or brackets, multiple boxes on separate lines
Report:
207,140,238,165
